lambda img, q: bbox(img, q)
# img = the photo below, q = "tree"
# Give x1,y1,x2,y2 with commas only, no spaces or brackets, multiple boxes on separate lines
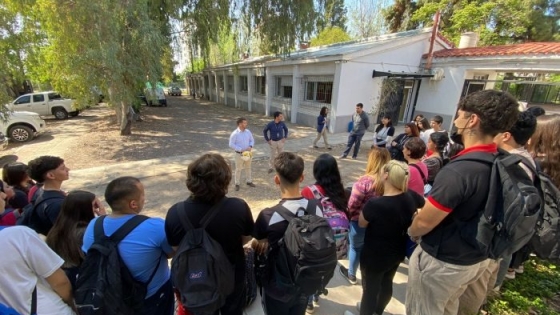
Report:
310,27,351,46
384,0,560,45
348,0,392,38
316,0,347,32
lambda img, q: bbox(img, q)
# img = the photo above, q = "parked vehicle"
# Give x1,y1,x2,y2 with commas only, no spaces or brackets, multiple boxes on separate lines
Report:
8,91,79,119
168,86,182,96
144,86,167,107
0,110,46,142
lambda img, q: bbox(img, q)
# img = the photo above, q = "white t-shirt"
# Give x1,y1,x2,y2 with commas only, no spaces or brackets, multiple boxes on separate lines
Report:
0,226,74,315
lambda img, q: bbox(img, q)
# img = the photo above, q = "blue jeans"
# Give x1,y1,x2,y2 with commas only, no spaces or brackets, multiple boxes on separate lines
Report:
342,133,365,158
348,220,366,277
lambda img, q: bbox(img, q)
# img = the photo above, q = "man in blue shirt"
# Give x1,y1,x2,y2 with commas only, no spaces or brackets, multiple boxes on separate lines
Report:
82,176,174,315
263,111,289,173
229,117,256,191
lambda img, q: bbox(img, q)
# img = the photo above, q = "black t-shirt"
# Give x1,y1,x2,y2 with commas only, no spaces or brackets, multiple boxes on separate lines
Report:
28,190,66,235
165,197,254,268
421,149,494,265
361,191,424,267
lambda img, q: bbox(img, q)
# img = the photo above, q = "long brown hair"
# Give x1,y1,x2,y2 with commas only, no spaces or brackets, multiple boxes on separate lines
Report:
527,115,560,188
365,147,391,195
46,190,96,267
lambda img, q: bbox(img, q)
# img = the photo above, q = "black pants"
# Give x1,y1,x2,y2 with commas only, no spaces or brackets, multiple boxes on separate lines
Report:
263,292,307,315
359,260,401,315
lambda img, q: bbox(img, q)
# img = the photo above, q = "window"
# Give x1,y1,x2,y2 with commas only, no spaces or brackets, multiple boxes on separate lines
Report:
239,76,248,92
219,77,225,90
48,93,62,100
33,94,45,102
14,95,30,105
305,81,333,103
227,76,234,92
255,76,266,95
283,86,293,98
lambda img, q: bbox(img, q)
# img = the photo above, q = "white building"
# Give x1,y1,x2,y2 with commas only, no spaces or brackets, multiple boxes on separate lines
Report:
186,29,560,132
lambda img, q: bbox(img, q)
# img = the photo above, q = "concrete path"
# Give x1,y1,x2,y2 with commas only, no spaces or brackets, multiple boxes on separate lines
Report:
63,101,407,315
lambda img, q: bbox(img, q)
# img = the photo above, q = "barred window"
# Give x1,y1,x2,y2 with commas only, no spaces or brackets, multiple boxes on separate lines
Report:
305,81,333,103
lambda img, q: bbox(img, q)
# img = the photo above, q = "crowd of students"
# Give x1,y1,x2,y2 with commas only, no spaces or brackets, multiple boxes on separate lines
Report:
0,89,558,315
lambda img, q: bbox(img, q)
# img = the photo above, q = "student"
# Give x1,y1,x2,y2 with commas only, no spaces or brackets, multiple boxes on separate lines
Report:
372,115,395,148
422,115,446,144
0,226,76,315
344,161,425,315
165,153,254,315
406,90,519,315
341,103,370,160
82,177,174,315
46,191,106,289
313,106,332,149
389,122,419,162
342,148,391,285
403,137,428,196
23,156,70,235
301,153,348,313
254,152,324,315
422,132,449,186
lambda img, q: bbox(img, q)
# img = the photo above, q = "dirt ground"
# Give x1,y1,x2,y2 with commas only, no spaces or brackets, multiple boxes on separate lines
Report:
1,96,373,212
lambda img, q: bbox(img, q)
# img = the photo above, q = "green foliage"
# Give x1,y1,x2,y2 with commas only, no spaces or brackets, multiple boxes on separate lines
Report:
316,0,347,32
486,258,560,315
310,27,351,46
383,0,559,46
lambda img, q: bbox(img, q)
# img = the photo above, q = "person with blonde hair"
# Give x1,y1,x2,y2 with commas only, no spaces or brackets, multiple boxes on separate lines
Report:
340,147,391,284
344,160,424,315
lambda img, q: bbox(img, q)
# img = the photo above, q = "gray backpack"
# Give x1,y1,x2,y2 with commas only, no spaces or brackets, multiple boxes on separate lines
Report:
171,198,234,315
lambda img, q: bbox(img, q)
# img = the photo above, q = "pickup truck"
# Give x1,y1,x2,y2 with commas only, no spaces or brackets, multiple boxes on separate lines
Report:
0,110,46,142
8,91,79,119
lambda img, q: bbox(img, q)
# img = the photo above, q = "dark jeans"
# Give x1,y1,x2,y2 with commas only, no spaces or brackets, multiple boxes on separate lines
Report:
263,292,307,315
359,260,401,315
140,279,174,315
343,133,365,158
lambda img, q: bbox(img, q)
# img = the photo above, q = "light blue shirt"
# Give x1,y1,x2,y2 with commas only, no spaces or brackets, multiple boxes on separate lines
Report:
229,128,255,152
82,215,172,298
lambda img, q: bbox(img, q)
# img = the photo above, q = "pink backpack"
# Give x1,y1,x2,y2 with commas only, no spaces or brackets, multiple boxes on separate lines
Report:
309,185,349,259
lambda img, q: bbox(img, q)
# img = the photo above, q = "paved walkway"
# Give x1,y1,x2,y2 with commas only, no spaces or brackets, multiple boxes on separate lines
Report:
64,100,407,315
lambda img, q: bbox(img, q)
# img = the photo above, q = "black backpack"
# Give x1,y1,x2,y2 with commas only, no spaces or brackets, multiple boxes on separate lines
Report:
521,159,560,262
454,149,542,259
75,215,160,315
171,198,234,315
267,200,337,298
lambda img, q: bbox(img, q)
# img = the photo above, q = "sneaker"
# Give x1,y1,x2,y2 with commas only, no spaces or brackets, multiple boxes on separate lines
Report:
339,155,347,159
505,270,516,280
306,301,315,314
351,156,357,160
339,265,357,285
514,265,524,274
235,185,240,191
268,168,274,174
327,147,332,150
247,182,256,187
313,145,319,148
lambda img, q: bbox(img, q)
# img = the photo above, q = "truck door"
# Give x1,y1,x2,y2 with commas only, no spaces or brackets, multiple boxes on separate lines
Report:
12,95,32,111
31,93,48,115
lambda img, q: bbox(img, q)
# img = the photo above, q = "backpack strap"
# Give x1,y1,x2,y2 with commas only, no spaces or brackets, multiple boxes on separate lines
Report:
30,286,36,315
309,185,324,199
409,163,427,185
275,199,318,222
105,215,150,243
176,198,227,231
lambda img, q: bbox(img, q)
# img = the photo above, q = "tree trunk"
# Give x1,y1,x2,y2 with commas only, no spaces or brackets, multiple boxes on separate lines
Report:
120,101,132,135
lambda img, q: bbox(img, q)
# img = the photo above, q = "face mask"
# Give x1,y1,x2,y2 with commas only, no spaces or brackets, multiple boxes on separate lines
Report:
449,127,463,146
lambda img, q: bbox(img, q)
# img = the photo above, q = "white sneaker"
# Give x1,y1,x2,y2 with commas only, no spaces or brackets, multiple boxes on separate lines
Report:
505,270,516,280
514,265,524,274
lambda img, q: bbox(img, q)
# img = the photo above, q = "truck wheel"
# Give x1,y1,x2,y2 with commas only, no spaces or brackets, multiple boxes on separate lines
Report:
9,125,33,142
53,108,69,119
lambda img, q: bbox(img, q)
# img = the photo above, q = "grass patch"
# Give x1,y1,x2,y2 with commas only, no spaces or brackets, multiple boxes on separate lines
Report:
486,257,560,315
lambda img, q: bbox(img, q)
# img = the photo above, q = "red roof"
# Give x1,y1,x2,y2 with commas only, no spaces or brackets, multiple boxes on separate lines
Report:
423,42,560,58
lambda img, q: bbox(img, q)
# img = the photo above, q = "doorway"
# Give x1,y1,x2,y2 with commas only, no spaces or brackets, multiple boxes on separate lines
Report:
376,79,416,125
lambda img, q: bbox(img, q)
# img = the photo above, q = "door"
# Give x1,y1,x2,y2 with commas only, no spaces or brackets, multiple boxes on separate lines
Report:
398,80,415,123
31,93,48,115
12,95,32,111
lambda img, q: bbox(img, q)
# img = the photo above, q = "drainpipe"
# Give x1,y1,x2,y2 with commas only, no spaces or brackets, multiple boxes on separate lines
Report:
425,10,440,71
